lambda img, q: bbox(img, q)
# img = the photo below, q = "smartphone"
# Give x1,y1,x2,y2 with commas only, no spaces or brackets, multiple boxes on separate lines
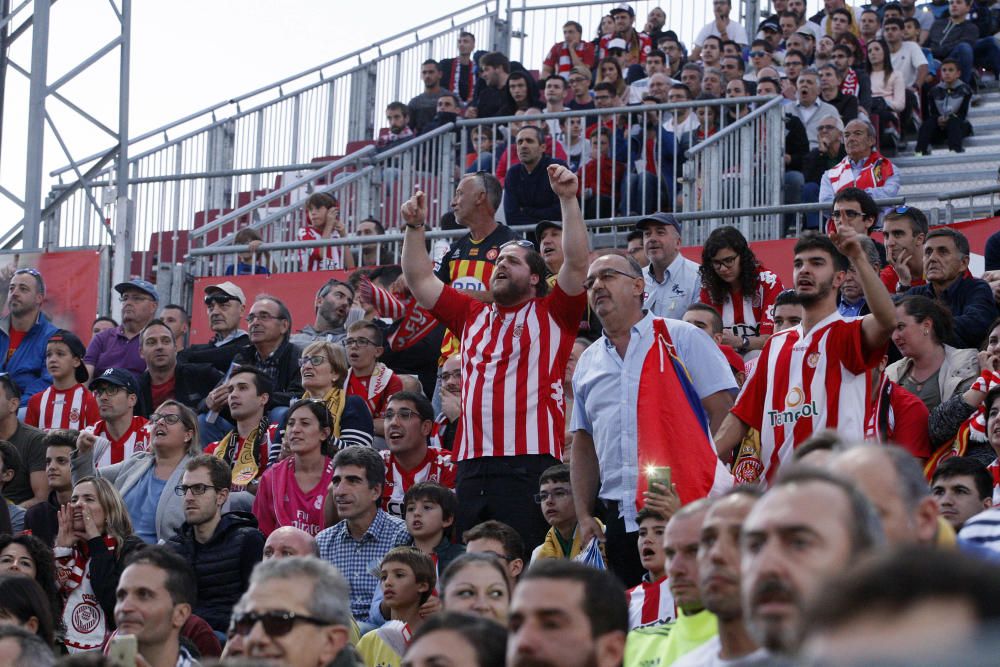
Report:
646,466,672,494
107,634,137,667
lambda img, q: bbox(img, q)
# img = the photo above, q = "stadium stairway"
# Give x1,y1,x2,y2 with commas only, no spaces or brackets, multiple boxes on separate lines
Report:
892,81,1000,219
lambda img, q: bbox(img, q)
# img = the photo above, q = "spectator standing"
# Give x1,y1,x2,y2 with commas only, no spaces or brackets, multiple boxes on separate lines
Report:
401,165,588,551
166,455,264,634
137,319,222,419
714,230,895,483
407,60,445,134
639,214,702,321
600,4,652,71
86,368,149,468
503,126,568,228
179,281,248,374
819,118,900,203
290,278,354,347
693,0,750,60
0,268,57,407
572,253,735,585
25,330,99,431
0,375,46,507
542,21,597,78
907,228,999,348
917,57,972,155
316,446,411,623
85,279,158,380
439,31,484,105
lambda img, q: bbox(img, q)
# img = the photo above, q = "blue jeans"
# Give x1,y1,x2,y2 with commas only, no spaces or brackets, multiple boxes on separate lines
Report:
947,43,975,84
975,37,1000,76
801,181,821,230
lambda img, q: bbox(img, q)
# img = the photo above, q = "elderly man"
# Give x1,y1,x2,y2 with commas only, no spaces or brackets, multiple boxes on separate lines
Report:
638,213,702,321
819,118,900,204
787,69,839,149
231,294,303,408
179,281,249,374
85,279,158,380
0,268,58,407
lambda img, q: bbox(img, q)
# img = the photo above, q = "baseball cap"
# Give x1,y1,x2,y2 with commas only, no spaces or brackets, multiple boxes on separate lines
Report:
535,220,562,240
607,37,628,51
204,281,246,304
610,3,634,16
90,367,138,395
758,19,780,33
568,65,592,80
47,330,89,384
635,212,682,233
114,279,159,302
795,26,816,38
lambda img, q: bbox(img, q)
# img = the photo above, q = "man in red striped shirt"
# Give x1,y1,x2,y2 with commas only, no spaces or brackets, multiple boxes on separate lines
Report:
81,368,149,468
401,164,590,551
714,224,896,485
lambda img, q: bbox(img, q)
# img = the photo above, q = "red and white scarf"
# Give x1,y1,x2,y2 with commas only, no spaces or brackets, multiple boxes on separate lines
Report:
364,278,437,351
827,150,894,195
347,363,395,417
56,536,118,652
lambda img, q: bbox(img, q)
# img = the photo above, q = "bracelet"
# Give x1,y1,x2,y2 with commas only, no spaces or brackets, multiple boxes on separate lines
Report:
405,222,425,230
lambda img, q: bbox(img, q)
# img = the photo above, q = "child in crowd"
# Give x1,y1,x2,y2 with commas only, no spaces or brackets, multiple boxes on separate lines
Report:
356,546,437,667
531,464,600,562
225,227,271,276
24,429,77,546
562,116,593,172
0,442,25,533
345,320,403,438
625,508,677,629
578,128,625,220
917,59,973,156
298,192,355,272
465,125,500,173
25,330,99,431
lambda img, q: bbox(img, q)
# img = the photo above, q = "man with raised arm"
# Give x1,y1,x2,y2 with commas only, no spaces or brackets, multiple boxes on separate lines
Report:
401,164,589,552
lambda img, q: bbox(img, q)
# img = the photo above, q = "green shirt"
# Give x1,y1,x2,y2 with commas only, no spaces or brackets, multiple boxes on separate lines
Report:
624,608,718,667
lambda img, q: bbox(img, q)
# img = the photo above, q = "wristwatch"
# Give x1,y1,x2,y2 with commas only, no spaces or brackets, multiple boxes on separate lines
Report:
739,335,750,354
405,222,425,230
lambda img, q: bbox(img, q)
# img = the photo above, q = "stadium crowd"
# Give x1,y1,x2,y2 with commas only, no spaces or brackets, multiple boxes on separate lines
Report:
3,3,1000,667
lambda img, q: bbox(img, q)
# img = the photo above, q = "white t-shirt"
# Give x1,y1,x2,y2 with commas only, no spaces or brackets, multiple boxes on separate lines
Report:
695,20,749,47
889,41,928,89
673,637,771,666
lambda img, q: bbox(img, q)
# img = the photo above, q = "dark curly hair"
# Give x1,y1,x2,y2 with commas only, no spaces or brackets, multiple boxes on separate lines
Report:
699,226,760,305
0,533,64,637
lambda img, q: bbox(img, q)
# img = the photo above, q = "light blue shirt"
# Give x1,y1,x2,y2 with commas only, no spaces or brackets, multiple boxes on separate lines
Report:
643,253,702,321
818,154,901,204
123,468,167,544
571,313,737,531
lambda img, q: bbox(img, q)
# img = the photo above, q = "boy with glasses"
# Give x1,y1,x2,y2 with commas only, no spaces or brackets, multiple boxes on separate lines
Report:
165,454,264,634
345,321,403,440
530,463,598,563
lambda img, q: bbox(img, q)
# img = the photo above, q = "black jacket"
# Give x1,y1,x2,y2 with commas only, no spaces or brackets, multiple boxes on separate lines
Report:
906,276,999,349
803,145,847,184
165,511,265,633
85,534,147,632
138,362,224,418
178,333,249,374
232,339,304,407
23,490,60,546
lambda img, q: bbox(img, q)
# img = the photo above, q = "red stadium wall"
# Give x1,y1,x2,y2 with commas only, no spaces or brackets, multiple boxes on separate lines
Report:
11,250,103,345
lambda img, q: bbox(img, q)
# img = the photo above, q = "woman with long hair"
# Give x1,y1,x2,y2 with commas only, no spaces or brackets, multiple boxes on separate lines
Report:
0,574,56,647
440,552,513,624
593,15,615,50
54,476,144,652
299,341,373,452
73,400,202,543
596,57,630,102
698,226,785,354
0,534,63,640
253,400,336,537
866,38,904,152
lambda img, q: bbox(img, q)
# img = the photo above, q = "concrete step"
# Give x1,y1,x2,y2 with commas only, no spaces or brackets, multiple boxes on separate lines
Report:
896,168,998,184
893,143,1000,167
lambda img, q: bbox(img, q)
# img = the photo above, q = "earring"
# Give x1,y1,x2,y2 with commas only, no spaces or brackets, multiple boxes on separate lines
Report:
922,329,929,336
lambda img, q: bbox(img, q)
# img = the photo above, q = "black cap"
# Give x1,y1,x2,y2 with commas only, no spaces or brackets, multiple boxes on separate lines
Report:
47,330,89,384
534,220,563,240
610,3,635,16
758,19,780,33
90,367,138,395
635,212,682,233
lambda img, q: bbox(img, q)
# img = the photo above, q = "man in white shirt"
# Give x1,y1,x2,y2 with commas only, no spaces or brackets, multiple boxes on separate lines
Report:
883,17,928,89
637,213,701,320
692,0,749,60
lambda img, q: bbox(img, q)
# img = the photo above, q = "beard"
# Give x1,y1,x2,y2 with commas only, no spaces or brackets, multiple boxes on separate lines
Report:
492,274,534,306
795,276,834,306
318,301,346,329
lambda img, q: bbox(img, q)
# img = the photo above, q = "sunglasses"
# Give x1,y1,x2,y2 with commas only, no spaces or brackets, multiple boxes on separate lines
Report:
499,239,536,251
205,294,238,307
231,610,333,637
749,51,767,58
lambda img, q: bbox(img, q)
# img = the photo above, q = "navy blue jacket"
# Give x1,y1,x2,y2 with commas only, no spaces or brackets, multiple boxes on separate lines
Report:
503,155,568,228
907,275,999,348
0,313,58,407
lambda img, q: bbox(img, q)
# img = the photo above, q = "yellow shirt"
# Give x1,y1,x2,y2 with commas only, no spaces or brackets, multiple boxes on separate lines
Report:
355,621,410,667
624,608,718,667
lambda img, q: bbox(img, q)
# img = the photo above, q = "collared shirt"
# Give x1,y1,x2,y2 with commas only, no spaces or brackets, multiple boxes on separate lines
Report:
247,340,291,385
643,253,702,321
213,329,248,348
571,313,737,531
838,295,867,318
315,509,411,621
83,324,146,379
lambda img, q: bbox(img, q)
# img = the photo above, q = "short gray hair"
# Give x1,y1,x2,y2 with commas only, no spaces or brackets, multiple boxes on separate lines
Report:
846,117,877,140
466,172,502,212
855,236,880,271
0,625,55,667
818,113,844,132
249,556,352,628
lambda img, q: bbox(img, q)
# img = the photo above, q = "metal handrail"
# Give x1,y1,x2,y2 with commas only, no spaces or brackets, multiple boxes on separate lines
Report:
48,0,498,177
685,95,785,157
936,184,1000,201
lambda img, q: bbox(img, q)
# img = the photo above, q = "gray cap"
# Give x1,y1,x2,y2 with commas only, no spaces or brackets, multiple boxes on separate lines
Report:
635,212,681,233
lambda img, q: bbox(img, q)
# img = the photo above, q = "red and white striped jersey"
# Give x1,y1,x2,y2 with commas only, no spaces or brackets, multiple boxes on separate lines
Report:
625,575,676,629
732,311,883,484
25,384,100,431
431,283,587,461
699,267,784,337
988,460,1000,504
297,226,346,271
92,416,150,468
380,447,457,517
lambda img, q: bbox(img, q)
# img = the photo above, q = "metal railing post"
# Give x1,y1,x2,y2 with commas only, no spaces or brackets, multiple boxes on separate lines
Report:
205,120,235,210
348,63,379,142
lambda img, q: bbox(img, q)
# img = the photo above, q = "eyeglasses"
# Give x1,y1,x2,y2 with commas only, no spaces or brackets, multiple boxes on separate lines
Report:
149,413,183,425
246,312,280,323
231,610,333,637
534,488,572,503
344,337,375,348
384,408,420,421
298,355,328,367
499,239,536,251
749,51,767,58
119,293,153,303
583,268,640,290
711,255,739,270
205,294,237,307
173,483,221,496
439,370,461,382
830,209,865,220
92,385,123,397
